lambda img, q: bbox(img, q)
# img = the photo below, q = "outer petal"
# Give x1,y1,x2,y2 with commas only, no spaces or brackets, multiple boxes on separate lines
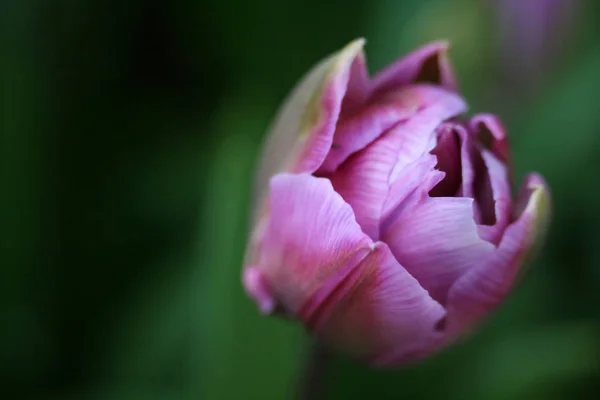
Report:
254,39,367,208
328,87,466,240
308,242,445,366
246,173,372,314
371,41,457,98
444,174,551,338
381,185,495,305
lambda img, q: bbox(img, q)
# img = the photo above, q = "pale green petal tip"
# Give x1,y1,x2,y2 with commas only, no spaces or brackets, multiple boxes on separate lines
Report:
521,176,552,268
333,38,366,70
299,38,366,136
526,179,551,241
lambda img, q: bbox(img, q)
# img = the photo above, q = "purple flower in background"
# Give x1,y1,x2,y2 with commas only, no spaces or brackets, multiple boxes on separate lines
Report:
493,0,579,89
242,39,550,366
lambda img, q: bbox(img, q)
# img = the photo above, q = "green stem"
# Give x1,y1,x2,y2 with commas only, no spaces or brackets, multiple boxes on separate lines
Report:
298,342,330,400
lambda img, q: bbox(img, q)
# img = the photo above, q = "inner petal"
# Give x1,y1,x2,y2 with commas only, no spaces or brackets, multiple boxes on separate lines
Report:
429,125,462,197
381,181,495,305
439,122,496,227
472,147,496,226
318,85,467,175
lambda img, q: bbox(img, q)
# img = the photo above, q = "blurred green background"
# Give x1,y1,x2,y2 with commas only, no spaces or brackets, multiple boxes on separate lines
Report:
2,0,600,398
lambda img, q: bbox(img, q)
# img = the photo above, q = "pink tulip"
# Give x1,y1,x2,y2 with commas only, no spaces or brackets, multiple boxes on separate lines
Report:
242,39,550,366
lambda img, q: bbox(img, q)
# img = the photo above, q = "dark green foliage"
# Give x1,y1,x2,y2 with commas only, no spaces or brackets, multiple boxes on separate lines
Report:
1,0,598,398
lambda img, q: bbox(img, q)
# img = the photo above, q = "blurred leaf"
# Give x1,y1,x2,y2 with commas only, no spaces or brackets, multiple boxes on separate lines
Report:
194,87,306,400
512,47,600,187
455,323,600,399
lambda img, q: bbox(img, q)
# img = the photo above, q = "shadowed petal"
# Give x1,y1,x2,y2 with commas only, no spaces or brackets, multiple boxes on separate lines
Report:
320,85,467,174
466,116,513,243
382,188,495,305
388,89,467,181
445,174,550,338
477,149,513,245
371,41,457,98
453,123,476,199
381,154,441,224
254,39,368,209
249,173,372,314
469,113,510,164
328,87,466,240
429,125,462,197
308,242,445,366
329,128,404,240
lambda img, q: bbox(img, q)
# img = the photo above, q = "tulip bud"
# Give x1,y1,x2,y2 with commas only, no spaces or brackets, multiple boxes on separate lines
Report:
242,39,550,366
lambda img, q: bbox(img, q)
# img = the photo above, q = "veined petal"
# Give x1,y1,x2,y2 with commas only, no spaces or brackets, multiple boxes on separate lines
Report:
318,88,421,175
329,128,404,240
476,149,513,245
371,41,457,98
249,173,372,314
320,85,466,174
444,174,550,338
254,39,368,207
453,123,476,199
328,87,466,240
469,113,510,164
381,154,441,223
429,124,462,197
309,242,445,366
469,114,513,242
382,191,495,305
388,88,467,181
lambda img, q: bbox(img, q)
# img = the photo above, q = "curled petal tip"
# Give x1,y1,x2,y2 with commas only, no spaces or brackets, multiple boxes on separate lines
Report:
371,40,458,95
346,37,367,49
516,173,551,222
429,39,450,50
468,113,510,163
243,267,276,315
523,173,551,241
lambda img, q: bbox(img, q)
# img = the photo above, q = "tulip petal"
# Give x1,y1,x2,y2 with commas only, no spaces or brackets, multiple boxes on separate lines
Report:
381,154,441,222
444,122,484,223
320,85,466,174
469,113,510,163
328,128,404,240
251,173,372,314
309,242,445,366
317,88,421,175
445,174,550,337
371,41,457,98
242,267,276,315
476,149,512,244
254,39,367,203
454,123,476,199
388,89,467,181
429,124,462,197
381,186,495,305
328,87,466,240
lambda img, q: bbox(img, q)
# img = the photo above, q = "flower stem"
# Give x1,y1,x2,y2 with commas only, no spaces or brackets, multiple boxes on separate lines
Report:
298,342,330,400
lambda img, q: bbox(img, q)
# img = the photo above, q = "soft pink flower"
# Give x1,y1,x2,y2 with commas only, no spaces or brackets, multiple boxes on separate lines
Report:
242,39,550,366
